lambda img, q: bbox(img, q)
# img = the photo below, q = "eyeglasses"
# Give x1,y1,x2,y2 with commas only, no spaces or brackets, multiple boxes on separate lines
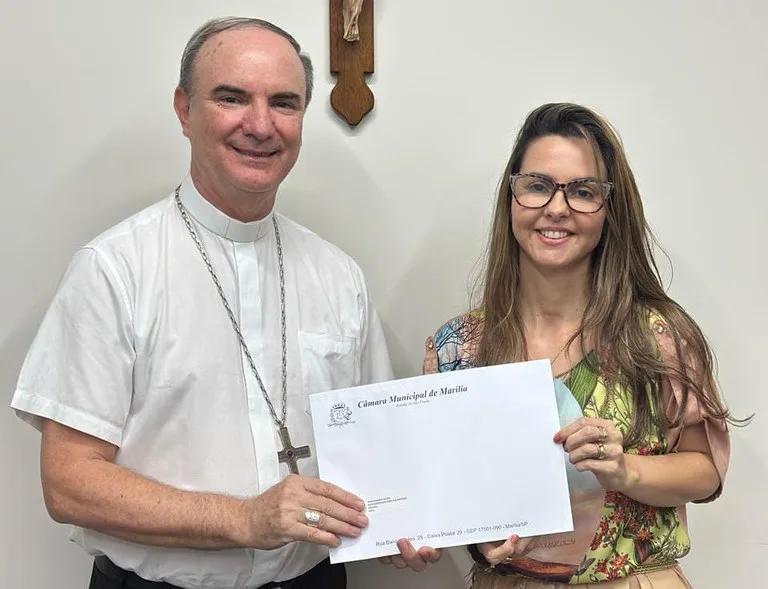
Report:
510,173,612,214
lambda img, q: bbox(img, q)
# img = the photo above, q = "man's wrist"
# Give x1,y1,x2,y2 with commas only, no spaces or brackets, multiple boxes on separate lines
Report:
216,496,254,548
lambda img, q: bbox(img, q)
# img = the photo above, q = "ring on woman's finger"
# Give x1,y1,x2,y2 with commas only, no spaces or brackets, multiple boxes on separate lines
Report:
597,425,608,442
596,441,606,460
304,509,322,527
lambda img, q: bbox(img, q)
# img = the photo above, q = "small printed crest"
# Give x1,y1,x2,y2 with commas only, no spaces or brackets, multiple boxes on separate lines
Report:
329,402,353,425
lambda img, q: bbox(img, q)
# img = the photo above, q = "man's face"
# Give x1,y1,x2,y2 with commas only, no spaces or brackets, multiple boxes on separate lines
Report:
174,27,306,214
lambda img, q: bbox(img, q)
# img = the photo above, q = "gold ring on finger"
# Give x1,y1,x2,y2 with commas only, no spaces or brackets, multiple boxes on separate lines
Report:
596,441,605,460
597,426,608,442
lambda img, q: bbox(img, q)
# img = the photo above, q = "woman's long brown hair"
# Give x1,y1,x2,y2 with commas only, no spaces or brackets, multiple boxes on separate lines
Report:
475,103,743,445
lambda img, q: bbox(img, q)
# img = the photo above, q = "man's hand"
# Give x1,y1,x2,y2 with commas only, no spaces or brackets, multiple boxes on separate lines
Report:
244,475,369,549
378,539,441,572
41,420,366,550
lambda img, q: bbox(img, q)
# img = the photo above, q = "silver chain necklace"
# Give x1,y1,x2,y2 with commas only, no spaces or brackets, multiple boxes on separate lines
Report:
175,185,312,474
175,186,287,424
174,187,311,474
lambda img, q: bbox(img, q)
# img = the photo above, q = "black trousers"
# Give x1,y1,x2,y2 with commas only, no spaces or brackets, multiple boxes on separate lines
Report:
89,555,346,589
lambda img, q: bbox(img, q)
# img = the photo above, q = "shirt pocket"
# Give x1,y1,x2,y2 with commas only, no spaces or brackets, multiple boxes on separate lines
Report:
297,331,360,411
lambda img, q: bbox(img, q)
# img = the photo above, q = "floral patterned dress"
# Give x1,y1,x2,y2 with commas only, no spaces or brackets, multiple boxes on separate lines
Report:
422,311,730,585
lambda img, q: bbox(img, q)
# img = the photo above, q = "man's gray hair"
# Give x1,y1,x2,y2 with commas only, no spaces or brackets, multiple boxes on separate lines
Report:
179,17,314,105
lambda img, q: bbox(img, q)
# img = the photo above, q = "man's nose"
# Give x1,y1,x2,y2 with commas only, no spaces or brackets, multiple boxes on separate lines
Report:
242,102,275,140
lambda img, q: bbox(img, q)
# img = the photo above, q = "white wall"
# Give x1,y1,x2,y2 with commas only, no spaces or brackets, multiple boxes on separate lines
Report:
1,1,766,588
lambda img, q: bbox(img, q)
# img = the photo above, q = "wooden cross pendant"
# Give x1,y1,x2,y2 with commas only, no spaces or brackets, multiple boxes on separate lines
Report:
277,426,311,475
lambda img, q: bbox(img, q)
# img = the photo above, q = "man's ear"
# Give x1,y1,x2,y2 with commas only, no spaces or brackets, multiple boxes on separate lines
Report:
173,86,192,138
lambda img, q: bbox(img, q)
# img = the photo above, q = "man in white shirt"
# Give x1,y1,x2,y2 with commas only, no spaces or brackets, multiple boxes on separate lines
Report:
10,16,394,589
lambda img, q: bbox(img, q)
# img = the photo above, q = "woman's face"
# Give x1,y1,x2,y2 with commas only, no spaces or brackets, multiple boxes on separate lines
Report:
511,135,607,275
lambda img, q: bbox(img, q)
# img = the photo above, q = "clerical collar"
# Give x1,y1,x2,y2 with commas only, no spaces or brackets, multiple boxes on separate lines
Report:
177,177,273,242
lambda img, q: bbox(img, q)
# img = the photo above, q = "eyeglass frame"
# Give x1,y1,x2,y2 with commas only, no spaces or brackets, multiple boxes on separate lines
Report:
509,173,613,213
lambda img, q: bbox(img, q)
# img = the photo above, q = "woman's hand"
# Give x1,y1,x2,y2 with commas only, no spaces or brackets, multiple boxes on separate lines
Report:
555,417,631,491
378,538,441,572
478,534,532,566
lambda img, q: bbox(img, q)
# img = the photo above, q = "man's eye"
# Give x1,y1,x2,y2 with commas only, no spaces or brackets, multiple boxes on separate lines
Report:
274,101,297,110
220,96,243,104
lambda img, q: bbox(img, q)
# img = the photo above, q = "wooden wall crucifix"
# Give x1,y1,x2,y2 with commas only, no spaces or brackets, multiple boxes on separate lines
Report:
330,0,375,127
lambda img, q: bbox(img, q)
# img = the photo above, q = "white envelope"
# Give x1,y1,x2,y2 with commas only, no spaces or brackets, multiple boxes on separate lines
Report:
309,359,573,563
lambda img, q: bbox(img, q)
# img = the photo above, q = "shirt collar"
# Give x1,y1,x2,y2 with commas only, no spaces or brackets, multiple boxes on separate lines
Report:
178,176,273,243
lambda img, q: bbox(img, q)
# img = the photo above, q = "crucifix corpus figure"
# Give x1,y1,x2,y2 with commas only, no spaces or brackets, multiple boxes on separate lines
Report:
343,0,365,41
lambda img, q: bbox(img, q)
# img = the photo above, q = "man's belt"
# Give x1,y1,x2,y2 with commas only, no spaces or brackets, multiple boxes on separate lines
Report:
94,555,318,589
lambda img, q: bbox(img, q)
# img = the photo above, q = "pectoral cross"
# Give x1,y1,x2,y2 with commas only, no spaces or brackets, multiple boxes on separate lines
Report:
277,426,311,474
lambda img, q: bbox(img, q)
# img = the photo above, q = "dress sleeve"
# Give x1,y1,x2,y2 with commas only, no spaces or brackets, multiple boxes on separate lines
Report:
422,314,480,375
653,319,730,503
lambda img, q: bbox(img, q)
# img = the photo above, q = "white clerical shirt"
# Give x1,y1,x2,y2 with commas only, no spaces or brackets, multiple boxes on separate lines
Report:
11,177,393,589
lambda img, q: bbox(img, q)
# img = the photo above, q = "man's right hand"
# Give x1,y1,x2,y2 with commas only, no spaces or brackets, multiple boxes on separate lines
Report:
243,474,368,549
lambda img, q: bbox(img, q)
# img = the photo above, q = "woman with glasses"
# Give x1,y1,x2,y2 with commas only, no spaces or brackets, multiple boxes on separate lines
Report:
419,103,735,588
